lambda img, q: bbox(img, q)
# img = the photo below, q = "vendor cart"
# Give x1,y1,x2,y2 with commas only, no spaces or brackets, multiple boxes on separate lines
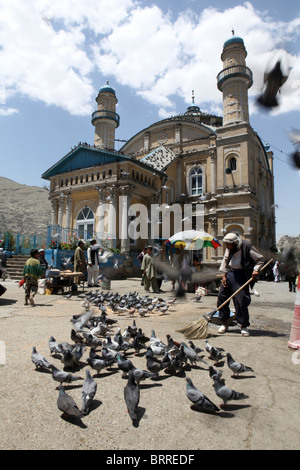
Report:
45,269,85,294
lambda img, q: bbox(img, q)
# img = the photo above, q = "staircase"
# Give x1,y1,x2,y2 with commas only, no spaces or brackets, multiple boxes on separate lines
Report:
6,255,29,281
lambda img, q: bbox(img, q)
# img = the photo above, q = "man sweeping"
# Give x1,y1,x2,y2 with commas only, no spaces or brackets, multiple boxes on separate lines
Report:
217,233,264,336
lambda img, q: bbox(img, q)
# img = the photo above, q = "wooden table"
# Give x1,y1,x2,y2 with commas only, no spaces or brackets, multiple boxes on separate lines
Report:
59,271,86,292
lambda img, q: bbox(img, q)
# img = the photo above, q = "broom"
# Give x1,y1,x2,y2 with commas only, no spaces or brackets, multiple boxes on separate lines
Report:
177,258,273,339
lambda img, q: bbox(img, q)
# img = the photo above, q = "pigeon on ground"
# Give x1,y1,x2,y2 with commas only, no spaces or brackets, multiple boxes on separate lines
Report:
103,334,120,351
188,340,203,355
226,353,253,377
49,365,83,384
48,336,62,356
116,353,134,378
185,377,219,413
131,337,146,355
180,343,207,367
57,384,84,419
145,348,170,374
101,347,118,362
132,367,158,384
212,374,247,407
90,321,110,337
86,357,111,376
124,370,140,424
81,369,98,415
209,365,222,379
31,346,52,370
205,340,224,362
71,329,85,344
82,332,102,348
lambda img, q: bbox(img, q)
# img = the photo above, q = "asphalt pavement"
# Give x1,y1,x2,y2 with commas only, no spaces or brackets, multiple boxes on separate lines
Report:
0,276,299,451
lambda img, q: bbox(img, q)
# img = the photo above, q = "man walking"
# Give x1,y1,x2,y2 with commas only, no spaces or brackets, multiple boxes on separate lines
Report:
23,249,44,306
217,233,264,336
141,246,159,293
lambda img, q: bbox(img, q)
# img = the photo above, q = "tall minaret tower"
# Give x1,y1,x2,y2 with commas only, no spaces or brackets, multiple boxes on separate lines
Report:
91,81,120,150
217,32,253,125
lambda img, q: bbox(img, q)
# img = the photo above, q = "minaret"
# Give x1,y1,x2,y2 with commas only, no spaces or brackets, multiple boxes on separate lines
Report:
217,32,253,125
91,81,120,150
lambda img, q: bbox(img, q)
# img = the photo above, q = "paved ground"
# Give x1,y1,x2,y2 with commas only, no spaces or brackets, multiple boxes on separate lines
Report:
0,276,299,451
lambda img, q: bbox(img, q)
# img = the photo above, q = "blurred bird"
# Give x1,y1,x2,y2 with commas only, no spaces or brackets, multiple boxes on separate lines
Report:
257,60,289,109
153,256,219,297
289,129,300,169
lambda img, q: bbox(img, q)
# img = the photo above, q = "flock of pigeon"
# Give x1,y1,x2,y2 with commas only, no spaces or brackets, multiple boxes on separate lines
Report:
30,289,254,426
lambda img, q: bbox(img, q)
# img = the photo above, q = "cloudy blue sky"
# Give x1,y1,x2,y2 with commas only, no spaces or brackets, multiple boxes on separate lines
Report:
0,0,299,240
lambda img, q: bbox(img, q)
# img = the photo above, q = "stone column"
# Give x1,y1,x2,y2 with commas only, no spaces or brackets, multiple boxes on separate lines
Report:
96,188,107,241
119,186,132,255
58,194,64,228
64,195,72,242
50,198,58,226
210,150,216,194
107,186,117,249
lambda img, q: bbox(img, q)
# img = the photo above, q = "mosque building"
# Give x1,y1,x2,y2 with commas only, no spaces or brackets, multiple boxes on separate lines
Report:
42,34,276,264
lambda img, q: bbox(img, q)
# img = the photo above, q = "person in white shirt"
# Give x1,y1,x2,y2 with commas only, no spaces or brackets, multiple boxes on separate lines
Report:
217,232,264,336
87,239,100,287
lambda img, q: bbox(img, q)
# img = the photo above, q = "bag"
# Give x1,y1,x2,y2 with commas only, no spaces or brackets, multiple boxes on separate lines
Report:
38,279,46,295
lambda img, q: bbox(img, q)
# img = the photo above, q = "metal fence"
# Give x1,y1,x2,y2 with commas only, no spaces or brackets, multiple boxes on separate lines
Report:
0,232,48,255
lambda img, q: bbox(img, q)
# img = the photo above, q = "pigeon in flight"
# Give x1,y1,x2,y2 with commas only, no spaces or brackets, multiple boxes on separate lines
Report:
257,59,289,109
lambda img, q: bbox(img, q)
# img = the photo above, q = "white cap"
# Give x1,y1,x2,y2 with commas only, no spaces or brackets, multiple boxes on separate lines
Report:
223,232,242,248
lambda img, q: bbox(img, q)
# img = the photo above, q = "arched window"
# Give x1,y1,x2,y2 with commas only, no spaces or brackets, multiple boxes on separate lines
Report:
76,207,94,240
190,167,203,196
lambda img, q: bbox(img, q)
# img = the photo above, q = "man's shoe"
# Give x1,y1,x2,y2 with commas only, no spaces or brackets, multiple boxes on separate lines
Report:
218,324,228,334
241,327,250,336
29,296,35,306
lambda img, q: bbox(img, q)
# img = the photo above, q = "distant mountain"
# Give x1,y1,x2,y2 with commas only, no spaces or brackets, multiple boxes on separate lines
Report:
0,177,51,235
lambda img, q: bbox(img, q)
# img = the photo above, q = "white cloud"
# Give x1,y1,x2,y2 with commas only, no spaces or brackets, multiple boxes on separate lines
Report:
0,0,299,117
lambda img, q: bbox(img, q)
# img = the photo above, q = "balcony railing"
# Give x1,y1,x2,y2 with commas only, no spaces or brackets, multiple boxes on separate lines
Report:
91,110,120,127
217,65,253,90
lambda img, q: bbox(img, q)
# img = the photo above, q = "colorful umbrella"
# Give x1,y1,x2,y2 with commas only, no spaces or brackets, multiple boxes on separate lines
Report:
166,230,221,250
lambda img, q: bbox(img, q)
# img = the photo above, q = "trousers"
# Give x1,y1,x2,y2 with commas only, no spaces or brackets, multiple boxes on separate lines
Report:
217,269,251,328
87,265,99,286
